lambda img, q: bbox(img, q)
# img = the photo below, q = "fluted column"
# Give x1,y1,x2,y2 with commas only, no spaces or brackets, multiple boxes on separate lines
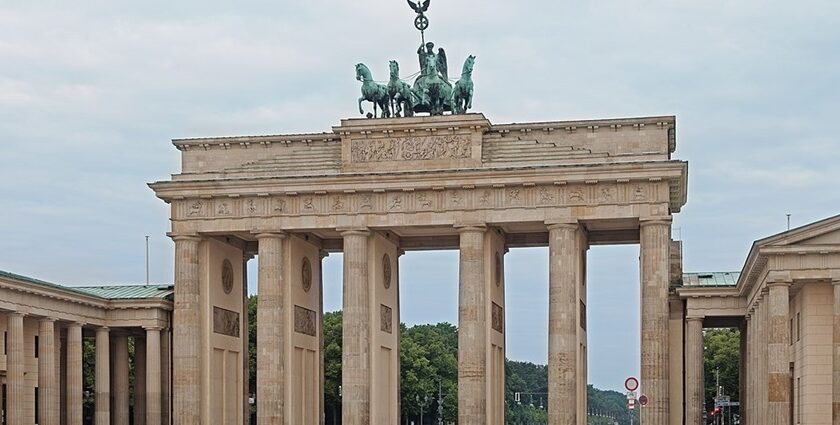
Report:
758,291,768,425
745,312,754,424
38,318,59,425
95,327,111,425
342,228,371,425
7,312,25,425
171,234,201,424
832,275,840,425
767,278,791,425
161,327,171,425
112,335,130,424
546,223,580,425
135,336,147,425
256,231,287,425
684,316,704,425
66,323,84,425
639,219,671,425
146,327,163,425
456,224,487,425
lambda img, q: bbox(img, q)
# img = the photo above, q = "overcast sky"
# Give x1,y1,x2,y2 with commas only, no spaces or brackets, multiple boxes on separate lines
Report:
2,0,838,392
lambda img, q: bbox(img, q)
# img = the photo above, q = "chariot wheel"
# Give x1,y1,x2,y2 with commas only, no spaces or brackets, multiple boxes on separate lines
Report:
414,15,429,31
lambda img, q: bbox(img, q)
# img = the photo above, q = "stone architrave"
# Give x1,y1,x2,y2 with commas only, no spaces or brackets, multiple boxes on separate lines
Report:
640,219,671,425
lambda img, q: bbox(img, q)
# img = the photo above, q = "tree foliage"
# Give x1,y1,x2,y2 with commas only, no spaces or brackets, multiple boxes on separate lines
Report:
703,328,741,410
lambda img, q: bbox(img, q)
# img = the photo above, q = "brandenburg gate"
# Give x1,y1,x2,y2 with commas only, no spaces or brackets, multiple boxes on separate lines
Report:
150,113,687,424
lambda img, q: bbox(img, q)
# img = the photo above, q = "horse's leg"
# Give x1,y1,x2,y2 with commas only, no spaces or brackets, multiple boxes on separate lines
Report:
374,101,378,118
358,97,365,115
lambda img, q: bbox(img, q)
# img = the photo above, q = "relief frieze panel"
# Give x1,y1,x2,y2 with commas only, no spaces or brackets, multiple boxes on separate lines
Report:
350,135,471,163
294,305,317,337
213,306,240,338
174,181,661,220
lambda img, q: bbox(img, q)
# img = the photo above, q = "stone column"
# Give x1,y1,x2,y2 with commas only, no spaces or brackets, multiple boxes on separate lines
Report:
758,290,769,425
639,219,671,425
66,323,84,425
767,278,791,425
456,225,487,425
341,229,371,425
161,327,172,425
38,318,59,425
745,312,753,424
7,312,25,425
546,223,580,425
95,327,111,425
171,234,201,425
832,274,840,425
684,316,704,425
146,327,163,425
256,231,287,425
135,336,147,425
113,335,130,424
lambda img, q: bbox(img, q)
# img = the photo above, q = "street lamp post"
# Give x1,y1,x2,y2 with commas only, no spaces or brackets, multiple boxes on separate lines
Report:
416,394,430,425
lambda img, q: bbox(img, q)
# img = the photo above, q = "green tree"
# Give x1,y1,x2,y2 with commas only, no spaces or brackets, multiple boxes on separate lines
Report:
323,311,343,424
703,328,741,410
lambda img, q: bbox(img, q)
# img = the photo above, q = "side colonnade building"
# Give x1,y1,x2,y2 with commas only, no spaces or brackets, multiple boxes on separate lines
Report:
0,271,173,425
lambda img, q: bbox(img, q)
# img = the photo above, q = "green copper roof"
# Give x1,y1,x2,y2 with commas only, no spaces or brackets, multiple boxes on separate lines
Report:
0,269,173,301
682,272,740,287
71,285,174,300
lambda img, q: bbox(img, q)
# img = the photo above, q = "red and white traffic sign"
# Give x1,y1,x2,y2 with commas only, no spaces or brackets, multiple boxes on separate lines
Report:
624,377,639,392
639,394,649,406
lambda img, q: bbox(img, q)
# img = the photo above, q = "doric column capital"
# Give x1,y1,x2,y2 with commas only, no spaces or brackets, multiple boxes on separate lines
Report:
545,221,579,232
7,311,26,318
167,232,201,243
338,227,371,237
254,230,287,240
767,270,793,285
767,281,792,289
639,217,673,227
454,223,486,233
143,325,164,332
39,317,57,324
686,316,704,323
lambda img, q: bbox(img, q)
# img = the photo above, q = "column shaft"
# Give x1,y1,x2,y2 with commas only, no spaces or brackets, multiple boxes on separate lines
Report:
767,282,791,425
457,226,487,425
547,223,580,425
7,313,25,425
39,319,59,425
684,317,704,425
256,232,287,425
342,229,371,425
114,335,130,424
161,328,172,425
640,220,671,425
172,235,201,424
833,279,840,425
135,337,147,425
146,328,163,425
96,327,111,425
66,323,84,425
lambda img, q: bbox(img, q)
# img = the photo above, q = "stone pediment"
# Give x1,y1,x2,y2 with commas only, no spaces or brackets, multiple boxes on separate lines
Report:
758,214,840,248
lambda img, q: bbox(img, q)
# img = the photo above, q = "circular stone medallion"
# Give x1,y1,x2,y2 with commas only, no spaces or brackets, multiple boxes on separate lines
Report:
382,254,392,289
221,259,234,294
301,257,312,293
495,252,502,287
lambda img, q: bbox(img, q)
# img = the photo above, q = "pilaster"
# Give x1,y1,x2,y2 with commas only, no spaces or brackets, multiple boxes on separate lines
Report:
832,274,840,425
767,278,791,425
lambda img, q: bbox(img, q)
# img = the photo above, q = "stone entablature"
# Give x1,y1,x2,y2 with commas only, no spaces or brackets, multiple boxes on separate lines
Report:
169,114,677,179
0,273,172,328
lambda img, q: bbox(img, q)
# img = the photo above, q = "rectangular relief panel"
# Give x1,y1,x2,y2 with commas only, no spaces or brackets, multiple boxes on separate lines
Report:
294,305,317,337
213,307,240,337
